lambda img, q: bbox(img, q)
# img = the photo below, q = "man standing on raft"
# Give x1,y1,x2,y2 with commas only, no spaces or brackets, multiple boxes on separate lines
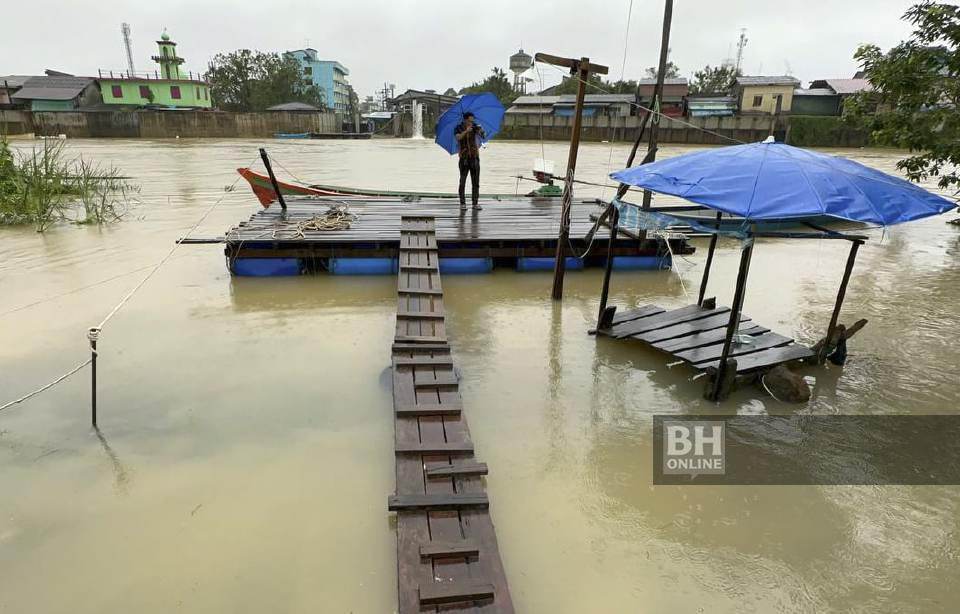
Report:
454,111,485,213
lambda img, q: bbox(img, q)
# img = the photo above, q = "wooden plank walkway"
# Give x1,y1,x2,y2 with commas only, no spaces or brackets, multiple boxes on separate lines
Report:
389,215,513,613
598,302,813,374
223,197,696,265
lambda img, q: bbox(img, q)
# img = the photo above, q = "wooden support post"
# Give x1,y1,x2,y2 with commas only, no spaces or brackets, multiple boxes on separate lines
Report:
817,239,862,364
535,52,608,301
697,211,723,306
639,0,674,215
597,203,620,328
258,147,287,214
710,236,754,401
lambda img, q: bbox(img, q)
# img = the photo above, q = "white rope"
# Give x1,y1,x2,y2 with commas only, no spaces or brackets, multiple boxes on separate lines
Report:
94,157,254,332
602,0,636,201
0,358,92,413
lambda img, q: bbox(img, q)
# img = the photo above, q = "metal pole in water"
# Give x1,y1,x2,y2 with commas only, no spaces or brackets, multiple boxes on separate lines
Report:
88,327,99,427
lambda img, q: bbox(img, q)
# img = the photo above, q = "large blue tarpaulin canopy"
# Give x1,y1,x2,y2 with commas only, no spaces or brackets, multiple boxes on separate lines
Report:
610,141,957,226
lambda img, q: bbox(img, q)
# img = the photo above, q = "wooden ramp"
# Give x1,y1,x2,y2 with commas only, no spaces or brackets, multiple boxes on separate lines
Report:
598,302,813,374
389,215,513,613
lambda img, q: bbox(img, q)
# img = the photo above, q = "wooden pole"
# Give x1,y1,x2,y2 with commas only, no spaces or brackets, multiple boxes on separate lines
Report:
640,0,674,213
817,239,862,364
615,109,652,199
710,236,754,401
597,204,620,328
534,53,608,301
259,148,287,213
696,211,723,306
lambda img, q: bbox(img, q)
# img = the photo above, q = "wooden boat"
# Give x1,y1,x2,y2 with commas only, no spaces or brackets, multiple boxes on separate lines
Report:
237,167,553,207
273,132,311,139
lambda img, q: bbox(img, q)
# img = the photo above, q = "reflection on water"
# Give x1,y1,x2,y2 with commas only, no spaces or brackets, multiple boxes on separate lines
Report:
1,138,959,613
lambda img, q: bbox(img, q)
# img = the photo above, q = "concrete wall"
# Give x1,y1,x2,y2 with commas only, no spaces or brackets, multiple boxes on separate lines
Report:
0,110,32,135
26,110,341,138
501,113,780,144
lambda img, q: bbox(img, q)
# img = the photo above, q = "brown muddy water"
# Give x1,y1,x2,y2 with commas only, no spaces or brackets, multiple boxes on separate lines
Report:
1,137,959,613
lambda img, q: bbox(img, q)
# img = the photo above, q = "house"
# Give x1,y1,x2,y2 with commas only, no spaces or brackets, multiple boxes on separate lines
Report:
97,31,212,110
636,78,688,117
686,96,737,118
792,88,842,116
807,79,872,114
506,94,639,119
11,75,102,111
733,76,801,114
285,49,351,113
0,75,31,108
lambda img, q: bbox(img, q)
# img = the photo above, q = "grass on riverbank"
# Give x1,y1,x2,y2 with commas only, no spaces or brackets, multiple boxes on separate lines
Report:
0,138,138,232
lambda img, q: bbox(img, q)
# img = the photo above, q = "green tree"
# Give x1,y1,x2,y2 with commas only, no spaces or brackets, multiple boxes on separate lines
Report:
848,1,960,193
547,74,605,96
645,60,680,80
690,64,740,95
206,49,326,112
460,67,518,106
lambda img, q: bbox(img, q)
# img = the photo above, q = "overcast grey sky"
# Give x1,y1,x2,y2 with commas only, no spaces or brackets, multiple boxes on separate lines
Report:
4,0,918,98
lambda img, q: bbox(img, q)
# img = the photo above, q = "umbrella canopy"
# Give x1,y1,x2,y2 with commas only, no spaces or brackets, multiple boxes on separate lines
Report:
610,140,957,226
435,92,505,155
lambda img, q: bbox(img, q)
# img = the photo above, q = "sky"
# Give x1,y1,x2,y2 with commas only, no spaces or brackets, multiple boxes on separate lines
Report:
2,0,920,99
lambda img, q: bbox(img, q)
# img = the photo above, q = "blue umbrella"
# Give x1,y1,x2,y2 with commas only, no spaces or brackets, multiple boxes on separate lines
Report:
435,93,505,155
610,140,956,226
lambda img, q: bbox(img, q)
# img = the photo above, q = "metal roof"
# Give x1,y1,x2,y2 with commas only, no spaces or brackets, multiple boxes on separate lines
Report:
0,75,34,89
794,88,837,97
512,94,636,105
735,75,801,87
11,75,95,100
267,102,319,111
809,78,872,95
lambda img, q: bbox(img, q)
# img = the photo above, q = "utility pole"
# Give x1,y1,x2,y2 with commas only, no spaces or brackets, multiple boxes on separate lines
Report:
640,0,674,213
535,52,609,300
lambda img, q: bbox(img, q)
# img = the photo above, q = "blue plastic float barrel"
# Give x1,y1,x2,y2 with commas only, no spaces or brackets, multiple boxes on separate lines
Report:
232,258,301,276
330,258,397,275
516,257,584,272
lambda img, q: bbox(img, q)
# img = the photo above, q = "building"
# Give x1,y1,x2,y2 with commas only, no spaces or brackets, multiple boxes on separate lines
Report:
808,78,872,114
389,89,459,114
792,88,841,116
636,78,689,117
733,76,801,114
285,49,350,113
506,94,639,119
686,96,737,118
0,75,31,108
11,75,102,111
97,31,211,109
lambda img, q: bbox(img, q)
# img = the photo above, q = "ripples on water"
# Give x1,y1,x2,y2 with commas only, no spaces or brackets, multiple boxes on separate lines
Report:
1,138,959,613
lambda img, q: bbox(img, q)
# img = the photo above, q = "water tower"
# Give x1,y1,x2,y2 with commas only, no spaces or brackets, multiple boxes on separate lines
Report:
509,48,533,93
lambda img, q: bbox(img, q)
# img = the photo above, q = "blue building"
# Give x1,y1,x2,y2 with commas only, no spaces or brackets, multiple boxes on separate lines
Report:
284,48,351,113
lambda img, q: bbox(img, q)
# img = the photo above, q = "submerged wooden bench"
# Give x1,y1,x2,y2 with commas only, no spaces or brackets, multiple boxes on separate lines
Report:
389,215,514,613
598,301,813,375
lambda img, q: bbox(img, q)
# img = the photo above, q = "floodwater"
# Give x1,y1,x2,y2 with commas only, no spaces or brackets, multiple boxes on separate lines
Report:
1,137,959,613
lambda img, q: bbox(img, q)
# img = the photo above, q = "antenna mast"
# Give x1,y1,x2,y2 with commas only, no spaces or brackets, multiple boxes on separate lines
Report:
121,23,136,76
735,28,748,73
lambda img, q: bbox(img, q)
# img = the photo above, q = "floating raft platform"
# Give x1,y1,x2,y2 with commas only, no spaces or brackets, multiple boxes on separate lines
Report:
223,197,693,275
597,302,814,374
388,215,513,612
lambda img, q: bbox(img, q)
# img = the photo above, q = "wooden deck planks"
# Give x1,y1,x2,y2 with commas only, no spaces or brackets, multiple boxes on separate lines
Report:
599,302,812,375
390,216,513,614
